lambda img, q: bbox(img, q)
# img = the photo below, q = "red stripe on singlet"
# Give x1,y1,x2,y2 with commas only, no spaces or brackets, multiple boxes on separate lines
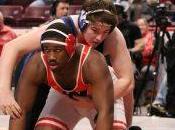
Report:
113,120,127,130
36,116,69,130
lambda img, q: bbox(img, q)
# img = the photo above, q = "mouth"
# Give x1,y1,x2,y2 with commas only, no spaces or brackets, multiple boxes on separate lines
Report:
48,62,59,69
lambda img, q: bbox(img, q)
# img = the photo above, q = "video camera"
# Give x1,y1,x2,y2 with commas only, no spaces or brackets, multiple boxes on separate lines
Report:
153,4,174,29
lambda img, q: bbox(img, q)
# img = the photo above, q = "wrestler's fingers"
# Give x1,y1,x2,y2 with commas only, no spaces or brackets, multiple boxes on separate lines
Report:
13,102,22,114
10,105,22,119
1,106,7,115
4,106,13,116
2,105,21,119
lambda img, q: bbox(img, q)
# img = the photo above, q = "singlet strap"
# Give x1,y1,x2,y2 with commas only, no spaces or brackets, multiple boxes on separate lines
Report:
75,45,91,92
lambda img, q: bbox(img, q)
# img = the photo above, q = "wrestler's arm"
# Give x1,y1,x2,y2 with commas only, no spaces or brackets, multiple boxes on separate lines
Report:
83,50,114,130
0,24,48,117
0,25,47,91
0,19,64,92
10,53,46,130
104,27,134,98
103,27,134,127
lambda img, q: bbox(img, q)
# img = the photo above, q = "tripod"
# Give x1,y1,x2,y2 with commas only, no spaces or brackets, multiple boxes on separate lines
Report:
134,22,172,114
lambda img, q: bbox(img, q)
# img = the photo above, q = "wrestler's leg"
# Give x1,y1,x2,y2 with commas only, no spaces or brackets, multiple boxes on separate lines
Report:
9,81,40,130
113,98,127,130
108,66,127,130
35,88,81,130
123,90,134,127
86,97,127,130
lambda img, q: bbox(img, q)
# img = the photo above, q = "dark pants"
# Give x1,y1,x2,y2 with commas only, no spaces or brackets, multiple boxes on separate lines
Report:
166,46,175,115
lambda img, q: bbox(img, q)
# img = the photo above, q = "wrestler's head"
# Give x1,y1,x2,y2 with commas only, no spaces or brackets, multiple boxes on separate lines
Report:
50,0,70,17
78,0,117,47
41,22,76,70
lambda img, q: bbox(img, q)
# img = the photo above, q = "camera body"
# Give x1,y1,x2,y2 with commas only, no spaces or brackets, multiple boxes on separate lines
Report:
154,4,172,29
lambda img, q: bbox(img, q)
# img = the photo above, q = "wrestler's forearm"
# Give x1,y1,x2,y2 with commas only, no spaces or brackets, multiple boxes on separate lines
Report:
95,112,113,130
0,43,19,91
0,26,45,91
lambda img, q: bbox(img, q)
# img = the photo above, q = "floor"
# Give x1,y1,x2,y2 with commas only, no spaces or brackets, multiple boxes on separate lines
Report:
1,114,175,130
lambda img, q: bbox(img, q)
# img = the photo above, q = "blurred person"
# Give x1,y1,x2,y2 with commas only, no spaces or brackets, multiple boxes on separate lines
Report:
130,0,155,22
50,0,70,18
0,11,17,55
10,21,114,130
29,0,55,7
147,30,175,117
136,18,156,74
135,18,156,106
0,0,134,129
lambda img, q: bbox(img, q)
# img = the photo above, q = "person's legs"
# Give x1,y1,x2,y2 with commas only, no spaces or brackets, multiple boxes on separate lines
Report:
108,66,127,130
153,73,167,105
147,58,168,116
113,98,127,130
85,98,127,130
154,59,167,105
35,89,81,130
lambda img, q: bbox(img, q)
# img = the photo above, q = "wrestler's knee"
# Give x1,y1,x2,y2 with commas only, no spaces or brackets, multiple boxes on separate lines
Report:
113,120,127,130
35,117,69,130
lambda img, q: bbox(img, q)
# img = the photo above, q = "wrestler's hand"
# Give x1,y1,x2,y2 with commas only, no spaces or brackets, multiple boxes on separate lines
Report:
0,89,22,119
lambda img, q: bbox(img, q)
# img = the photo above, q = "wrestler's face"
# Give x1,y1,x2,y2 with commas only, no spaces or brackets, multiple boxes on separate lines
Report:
55,2,69,17
42,43,69,70
83,21,111,48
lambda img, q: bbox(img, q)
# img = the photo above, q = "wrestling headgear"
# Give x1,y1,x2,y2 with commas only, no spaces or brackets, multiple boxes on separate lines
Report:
78,0,117,32
78,9,114,32
41,22,76,57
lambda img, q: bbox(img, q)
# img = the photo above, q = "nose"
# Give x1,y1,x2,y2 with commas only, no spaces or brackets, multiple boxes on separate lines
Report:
95,34,103,42
47,51,57,61
63,8,68,16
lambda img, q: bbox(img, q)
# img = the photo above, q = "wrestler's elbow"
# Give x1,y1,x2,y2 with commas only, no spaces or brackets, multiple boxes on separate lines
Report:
124,75,135,94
